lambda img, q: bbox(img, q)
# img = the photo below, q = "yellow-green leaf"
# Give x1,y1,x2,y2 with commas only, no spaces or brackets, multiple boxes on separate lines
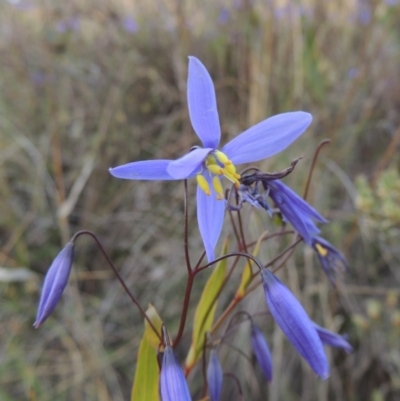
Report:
144,303,163,350
235,231,268,298
185,239,228,371
131,335,160,401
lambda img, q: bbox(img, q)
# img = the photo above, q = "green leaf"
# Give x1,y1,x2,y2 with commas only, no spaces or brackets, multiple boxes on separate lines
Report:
131,335,160,401
235,232,266,298
185,239,228,371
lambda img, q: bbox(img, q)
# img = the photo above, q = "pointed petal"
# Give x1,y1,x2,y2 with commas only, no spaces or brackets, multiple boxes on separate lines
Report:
167,148,212,179
313,322,353,353
109,160,176,180
261,268,329,379
187,56,221,149
222,112,312,164
160,345,192,401
269,180,327,223
197,174,226,262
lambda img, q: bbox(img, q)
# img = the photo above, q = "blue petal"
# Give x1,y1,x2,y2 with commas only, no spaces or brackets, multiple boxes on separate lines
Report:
160,345,192,401
313,322,353,353
207,350,223,401
269,180,327,223
251,324,273,382
168,147,212,179
222,111,312,165
261,268,329,379
109,160,175,180
34,242,75,328
187,56,221,149
197,174,226,262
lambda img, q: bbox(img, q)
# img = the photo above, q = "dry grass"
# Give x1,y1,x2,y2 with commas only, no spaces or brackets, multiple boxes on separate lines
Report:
1,0,400,400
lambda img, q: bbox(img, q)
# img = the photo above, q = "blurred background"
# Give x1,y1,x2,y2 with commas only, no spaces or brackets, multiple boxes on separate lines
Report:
1,0,400,400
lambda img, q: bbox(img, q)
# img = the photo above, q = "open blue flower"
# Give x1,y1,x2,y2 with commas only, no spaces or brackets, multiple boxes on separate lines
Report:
109,56,312,261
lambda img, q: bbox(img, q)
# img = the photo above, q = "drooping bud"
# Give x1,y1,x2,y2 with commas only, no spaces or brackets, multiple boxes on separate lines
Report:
160,345,192,401
311,236,347,283
313,322,353,353
207,349,223,401
34,241,75,328
251,324,273,382
261,268,329,379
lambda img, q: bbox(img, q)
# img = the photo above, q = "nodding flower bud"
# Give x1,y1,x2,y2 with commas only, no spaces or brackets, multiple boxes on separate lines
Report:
313,322,353,353
34,241,75,328
311,236,347,283
261,268,329,379
207,349,223,401
160,345,192,401
251,324,273,382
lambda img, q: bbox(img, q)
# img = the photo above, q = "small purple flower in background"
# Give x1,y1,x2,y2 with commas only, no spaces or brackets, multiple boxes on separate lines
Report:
160,344,192,401
313,322,353,353
55,17,80,33
34,242,75,328
311,236,347,283
217,8,230,25
261,268,329,379
109,56,312,262
122,16,139,33
207,349,223,401
251,324,273,382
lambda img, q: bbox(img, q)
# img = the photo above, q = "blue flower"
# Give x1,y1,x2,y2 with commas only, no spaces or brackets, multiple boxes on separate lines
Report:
251,324,273,382
109,56,312,261
207,349,223,401
311,236,347,283
313,322,353,353
261,268,329,378
266,179,327,245
34,242,75,328
160,345,192,401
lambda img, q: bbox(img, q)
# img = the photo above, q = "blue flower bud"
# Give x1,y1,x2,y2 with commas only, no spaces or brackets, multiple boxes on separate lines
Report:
313,322,353,353
34,242,75,328
207,349,223,401
311,236,347,283
160,345,192,401
261,268,329,379
251,324,273,382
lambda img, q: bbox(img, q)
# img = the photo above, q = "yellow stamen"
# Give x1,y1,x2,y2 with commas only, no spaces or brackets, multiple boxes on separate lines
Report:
315,243,328,257
215,150,232,165
212,176,224,200
207,164,224,175
196,174,210,195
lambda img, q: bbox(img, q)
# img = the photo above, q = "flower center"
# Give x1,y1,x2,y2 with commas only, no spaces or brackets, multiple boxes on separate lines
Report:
196,150,241,200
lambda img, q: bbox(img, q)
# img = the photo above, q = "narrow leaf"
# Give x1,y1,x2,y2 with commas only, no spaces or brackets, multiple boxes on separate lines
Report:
144,303,163,349
235,232,267,298
185,239,229,370
131,335,160,401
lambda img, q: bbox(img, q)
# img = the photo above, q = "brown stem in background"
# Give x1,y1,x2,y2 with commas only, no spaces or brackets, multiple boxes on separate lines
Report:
72,230,161,341
303,139,331,201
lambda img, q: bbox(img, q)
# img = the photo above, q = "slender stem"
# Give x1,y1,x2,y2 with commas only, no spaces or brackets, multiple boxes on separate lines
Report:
303,139,331,201
183,180,192,273
237,208,248,254
224,373,243,397
173,271,196,347
71,230,161,341
228,208,241,247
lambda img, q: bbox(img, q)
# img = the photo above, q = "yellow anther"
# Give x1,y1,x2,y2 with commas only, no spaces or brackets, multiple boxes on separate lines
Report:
215,150,232,165
212,176,224,200
315,243,328,257
225,163,237,176
196,174,210,196
207,164,224,175
206,155,217,165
